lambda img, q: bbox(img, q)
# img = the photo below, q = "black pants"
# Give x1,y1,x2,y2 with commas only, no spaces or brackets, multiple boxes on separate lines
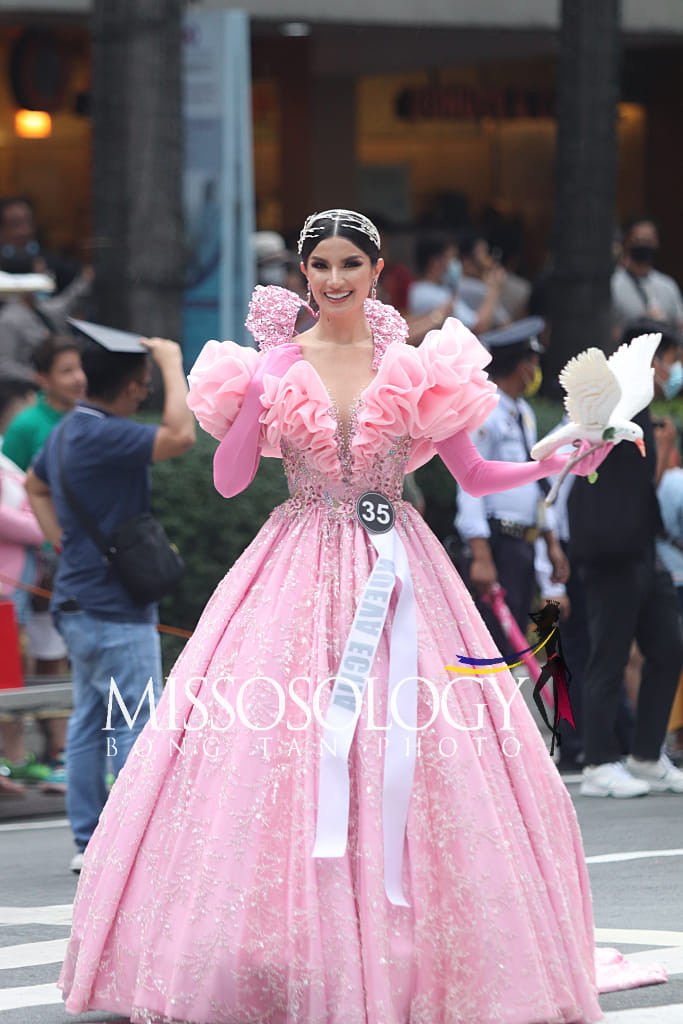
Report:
476,532,536,663
559,543,635,762
580,555,683,764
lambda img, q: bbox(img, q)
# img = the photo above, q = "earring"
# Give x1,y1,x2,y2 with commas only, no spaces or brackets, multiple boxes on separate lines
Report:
306,283,311,306
371,278,378,301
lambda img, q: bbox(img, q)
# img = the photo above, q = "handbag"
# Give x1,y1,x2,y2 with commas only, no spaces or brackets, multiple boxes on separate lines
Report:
57,422,185,605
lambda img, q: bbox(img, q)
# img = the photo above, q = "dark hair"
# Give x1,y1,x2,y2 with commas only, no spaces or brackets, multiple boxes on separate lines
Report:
32,334,81,375
80,342,148,402
415,237,448,276
622,216,658,239
0,196,34,226
489,345,537,380
299,214,381,266
0,377,37,422
457,229,487,262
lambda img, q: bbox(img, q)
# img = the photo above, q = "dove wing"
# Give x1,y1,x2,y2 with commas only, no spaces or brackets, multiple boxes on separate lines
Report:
608,332,661,422
559,348,621,430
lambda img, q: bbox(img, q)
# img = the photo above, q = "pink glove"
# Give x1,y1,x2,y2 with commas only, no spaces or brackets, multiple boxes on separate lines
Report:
213,344,301,498
435,431,613,497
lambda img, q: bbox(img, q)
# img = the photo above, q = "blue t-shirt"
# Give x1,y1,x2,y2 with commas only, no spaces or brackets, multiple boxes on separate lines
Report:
32,402,158,623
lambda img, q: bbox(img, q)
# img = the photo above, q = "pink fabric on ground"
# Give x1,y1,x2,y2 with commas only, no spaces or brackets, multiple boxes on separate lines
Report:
595,947,667,994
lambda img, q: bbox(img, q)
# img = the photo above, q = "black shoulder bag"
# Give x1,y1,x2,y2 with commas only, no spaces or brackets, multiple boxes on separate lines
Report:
57,423,185,605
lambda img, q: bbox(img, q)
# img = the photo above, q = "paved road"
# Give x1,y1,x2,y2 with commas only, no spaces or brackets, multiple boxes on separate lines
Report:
0,779,681,1023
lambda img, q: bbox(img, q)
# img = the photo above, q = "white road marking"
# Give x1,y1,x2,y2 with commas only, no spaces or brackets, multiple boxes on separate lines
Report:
0,982,62,1011
0,818,68,833
587,848,683,865
619,946,683,976
0,905,71,927
0,938,68,970
603,1006,683,1022
595,928,683,946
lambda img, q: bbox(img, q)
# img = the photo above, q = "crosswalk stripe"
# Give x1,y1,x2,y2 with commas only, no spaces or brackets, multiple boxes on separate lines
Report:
595,927,683,946
0,939,68,970
603,1006,683,1022
0,982,62,1011
620,946,683,976
0,906,71,927
587,848,683,865
0,819,68,833
0,913,680,1017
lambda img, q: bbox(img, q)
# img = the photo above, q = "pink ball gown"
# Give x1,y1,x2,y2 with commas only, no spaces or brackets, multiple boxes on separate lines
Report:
59,287,602,1024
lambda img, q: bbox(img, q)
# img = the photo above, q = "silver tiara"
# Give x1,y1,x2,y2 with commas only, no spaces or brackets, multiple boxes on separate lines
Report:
297,209,381,255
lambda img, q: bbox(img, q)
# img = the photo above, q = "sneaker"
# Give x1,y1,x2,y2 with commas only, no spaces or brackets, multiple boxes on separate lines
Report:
664,734,683,768
40,761,66,794
580,761,650,798
626,753,683,793
70,852,84,874
1,754,51,783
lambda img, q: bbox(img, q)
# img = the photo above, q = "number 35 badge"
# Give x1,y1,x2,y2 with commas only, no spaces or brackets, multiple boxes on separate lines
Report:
355,491,395,534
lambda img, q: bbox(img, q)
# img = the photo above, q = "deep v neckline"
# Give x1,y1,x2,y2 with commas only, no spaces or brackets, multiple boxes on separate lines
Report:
296,342,378,437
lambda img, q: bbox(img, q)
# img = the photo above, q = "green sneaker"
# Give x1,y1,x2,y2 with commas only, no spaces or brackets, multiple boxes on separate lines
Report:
1,754,51,783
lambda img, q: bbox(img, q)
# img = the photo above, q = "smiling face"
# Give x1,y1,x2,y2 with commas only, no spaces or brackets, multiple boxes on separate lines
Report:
39,349,87,411
301,236,383,318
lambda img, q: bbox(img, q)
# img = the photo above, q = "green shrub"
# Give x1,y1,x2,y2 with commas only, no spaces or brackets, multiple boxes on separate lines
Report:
150,427,288,671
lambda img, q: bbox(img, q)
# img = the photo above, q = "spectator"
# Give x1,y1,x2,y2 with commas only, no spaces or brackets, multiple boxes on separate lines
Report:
456,318,568,660
457,230,510,329
2,335,86,783
0,240,93,378
499,244,532,321
611,217,683,335
407,237,469,322
26,329,195,871
570,323,683,797
0,196,85,293
407,236,507,344
252,231,291,288
655,427,683,766
0,372,44,793
3,335,86,471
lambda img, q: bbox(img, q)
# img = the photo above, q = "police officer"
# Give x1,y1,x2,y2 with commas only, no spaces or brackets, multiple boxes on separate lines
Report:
456,317,568,658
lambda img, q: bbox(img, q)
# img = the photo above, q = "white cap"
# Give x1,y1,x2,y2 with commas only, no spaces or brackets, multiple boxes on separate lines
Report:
252,231,288,265
0,270,55,295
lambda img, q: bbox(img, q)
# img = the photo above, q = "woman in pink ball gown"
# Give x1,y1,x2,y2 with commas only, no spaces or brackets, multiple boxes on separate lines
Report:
59,210,606,1024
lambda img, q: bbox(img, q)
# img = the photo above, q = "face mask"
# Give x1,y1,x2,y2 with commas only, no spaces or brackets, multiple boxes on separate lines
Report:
662,360,683,400
258,263,287,286
630,244,658,265
523,365,543,398
442,258,462,291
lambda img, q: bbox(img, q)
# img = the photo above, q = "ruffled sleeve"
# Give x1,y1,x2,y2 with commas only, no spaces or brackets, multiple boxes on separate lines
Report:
356,317,499,472
186,339,260,441
412,318,498,440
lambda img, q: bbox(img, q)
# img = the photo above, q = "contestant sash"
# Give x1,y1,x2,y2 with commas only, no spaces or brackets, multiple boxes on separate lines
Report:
313,526,418,907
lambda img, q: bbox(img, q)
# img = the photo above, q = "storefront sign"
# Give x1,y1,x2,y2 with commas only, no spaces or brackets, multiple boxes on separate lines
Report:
396,85,555,121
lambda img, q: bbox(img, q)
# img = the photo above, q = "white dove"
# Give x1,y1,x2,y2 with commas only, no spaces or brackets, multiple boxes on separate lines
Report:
530,332,662,503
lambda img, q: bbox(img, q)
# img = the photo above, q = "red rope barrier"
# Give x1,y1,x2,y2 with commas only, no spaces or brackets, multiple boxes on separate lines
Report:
0,572,193,640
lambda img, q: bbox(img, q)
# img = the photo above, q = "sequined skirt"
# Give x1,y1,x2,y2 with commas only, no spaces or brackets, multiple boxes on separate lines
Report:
59,501,601,1024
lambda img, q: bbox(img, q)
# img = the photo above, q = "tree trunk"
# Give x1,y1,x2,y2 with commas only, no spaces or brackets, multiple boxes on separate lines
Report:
91,0,184,342
548,0,621,381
